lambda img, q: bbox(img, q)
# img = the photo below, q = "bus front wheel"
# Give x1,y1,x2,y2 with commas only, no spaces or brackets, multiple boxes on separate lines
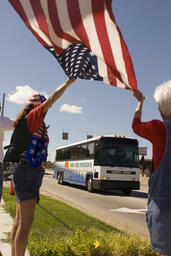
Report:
86,176,94,193
122,189,131,195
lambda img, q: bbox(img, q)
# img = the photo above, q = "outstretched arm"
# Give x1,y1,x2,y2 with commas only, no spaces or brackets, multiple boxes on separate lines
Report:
132,90,145,120
42,78,75,114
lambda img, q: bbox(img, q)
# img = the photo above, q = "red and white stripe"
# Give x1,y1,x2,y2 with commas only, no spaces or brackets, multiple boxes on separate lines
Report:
8,0,137,90
32,124,48,140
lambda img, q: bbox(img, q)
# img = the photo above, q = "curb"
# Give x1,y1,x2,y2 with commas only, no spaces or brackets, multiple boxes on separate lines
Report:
0,199,13,256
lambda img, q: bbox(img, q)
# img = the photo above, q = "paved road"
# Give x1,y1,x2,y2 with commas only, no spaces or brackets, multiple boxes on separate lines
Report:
41,172,149,238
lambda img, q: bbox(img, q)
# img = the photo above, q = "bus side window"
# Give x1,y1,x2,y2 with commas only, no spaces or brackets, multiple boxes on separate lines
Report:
60,148,70,160
56,149,63,161
81,144,89,158
56,150,60,161
70,146,82,160
87,142,95,158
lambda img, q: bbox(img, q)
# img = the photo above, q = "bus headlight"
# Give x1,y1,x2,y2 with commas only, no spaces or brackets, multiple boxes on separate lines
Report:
100,176,110,180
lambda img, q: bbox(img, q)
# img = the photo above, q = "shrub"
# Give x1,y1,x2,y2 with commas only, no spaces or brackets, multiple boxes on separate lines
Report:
28,228,159,256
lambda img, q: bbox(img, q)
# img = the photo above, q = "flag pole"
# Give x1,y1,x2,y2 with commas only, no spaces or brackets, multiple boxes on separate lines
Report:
1,93,5,117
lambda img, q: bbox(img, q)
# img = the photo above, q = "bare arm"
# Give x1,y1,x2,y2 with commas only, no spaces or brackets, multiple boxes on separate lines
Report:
42,78,75,114
132,90,145,120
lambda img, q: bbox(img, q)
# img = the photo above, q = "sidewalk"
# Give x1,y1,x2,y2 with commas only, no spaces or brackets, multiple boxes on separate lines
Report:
0,199,13,256
0,199,30,256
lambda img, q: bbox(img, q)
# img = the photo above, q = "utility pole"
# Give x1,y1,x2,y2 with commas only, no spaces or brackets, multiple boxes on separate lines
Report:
1,93,5,117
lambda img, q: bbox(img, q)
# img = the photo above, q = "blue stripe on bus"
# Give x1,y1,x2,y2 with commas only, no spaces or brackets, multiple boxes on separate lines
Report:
54,165,87,187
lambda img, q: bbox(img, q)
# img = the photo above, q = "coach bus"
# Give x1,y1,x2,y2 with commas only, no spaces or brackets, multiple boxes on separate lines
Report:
53,135,140,194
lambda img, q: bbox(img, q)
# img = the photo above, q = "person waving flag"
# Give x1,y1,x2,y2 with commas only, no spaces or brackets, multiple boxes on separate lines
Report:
8,0,137,90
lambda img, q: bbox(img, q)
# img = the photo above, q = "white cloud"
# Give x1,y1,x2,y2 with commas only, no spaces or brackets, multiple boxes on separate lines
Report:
7,85,48,104
59,104,82,114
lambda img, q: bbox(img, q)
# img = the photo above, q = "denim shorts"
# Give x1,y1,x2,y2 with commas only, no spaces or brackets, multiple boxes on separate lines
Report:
147,199,171,255
13,162,44,203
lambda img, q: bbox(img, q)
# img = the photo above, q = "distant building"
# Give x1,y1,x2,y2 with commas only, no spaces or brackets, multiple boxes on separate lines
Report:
87,135,93,139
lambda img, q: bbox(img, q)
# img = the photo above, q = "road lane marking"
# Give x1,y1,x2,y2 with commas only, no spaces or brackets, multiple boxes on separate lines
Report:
109,207,147,214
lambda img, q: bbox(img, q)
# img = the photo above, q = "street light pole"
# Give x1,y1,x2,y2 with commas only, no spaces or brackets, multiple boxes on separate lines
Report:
1,93,5,117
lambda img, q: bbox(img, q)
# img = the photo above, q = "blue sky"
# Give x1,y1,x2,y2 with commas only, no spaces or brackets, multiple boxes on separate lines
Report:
1,0,171,161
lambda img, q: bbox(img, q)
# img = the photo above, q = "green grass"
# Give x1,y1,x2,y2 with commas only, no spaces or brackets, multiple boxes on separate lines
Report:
2,188,159,256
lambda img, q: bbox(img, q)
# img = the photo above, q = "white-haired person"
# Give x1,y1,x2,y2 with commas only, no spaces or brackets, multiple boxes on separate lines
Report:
132,81,171,256
3,78,75,256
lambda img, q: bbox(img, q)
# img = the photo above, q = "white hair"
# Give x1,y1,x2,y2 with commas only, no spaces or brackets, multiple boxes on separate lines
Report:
154,80,171,119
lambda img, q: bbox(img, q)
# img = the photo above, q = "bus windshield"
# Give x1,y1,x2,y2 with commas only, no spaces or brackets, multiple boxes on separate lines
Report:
94,139,139,168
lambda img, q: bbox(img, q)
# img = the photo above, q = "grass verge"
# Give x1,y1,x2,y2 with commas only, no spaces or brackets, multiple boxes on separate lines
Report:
2,188,159,256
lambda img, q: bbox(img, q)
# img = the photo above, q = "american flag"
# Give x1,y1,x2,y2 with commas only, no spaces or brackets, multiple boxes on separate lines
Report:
8,0,137,90
25,123,49,168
